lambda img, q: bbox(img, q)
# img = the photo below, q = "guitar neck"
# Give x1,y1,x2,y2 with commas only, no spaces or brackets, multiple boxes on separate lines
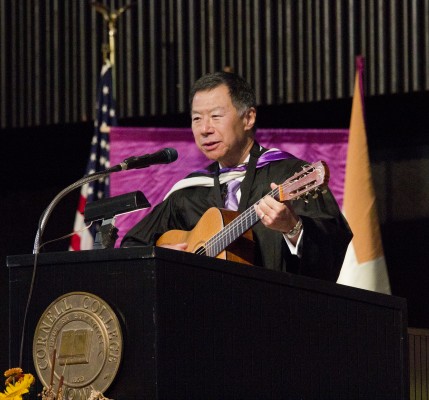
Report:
202,160,328,258
205,186,280,257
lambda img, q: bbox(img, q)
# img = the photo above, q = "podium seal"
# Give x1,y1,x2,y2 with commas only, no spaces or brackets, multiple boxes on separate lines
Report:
33,292,123,398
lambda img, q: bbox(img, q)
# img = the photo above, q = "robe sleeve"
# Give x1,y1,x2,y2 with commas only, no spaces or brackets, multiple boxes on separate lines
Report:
249,158,353,282
121,197,175,247
296,191,353,282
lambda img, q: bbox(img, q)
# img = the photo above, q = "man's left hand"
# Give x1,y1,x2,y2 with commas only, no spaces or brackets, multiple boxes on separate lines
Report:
254,183,301,245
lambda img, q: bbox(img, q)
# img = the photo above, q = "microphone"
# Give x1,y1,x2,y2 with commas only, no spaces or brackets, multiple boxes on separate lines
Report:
120,148,178,170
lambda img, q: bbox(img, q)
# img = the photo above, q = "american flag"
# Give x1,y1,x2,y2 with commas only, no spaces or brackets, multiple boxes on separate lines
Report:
69,61,117,251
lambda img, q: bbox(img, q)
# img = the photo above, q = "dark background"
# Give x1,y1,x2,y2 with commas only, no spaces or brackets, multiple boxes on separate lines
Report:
1,91,429,370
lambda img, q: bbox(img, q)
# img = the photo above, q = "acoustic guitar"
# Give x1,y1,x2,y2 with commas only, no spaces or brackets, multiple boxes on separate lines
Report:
156,160,329,265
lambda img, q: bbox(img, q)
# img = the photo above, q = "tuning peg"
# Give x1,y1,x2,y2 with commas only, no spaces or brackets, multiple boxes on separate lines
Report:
312,192,318,199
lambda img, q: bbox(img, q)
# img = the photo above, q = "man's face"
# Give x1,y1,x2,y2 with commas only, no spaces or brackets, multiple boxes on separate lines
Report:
191,84,256,167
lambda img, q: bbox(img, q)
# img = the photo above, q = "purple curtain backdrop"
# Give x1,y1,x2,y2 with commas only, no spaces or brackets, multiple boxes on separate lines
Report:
110,127,349,246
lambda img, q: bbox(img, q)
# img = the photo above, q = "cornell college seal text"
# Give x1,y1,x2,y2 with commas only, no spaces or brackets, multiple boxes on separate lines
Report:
33,292,123,398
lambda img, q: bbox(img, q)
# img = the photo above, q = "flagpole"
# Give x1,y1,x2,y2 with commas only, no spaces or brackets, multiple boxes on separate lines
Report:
91,1,136,103
108,16,117,100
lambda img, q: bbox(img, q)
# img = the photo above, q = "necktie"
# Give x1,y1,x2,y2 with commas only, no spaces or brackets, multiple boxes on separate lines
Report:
224,179,240,211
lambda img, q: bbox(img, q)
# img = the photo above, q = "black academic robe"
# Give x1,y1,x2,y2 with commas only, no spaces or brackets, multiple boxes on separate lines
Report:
121,156,352,283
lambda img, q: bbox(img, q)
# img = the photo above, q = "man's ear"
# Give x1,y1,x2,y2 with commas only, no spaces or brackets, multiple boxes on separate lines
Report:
243,107,256,131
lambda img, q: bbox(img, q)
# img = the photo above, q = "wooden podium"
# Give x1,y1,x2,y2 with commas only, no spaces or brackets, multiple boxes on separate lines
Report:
7,247,408,399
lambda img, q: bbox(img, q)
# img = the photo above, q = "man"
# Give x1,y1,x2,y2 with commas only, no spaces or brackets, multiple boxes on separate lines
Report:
122,71,352,282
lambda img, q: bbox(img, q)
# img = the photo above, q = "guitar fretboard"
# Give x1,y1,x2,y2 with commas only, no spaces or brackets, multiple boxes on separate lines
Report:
200,161,327,258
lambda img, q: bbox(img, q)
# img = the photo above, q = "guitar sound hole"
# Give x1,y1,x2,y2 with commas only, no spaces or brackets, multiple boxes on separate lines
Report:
194,246,206,256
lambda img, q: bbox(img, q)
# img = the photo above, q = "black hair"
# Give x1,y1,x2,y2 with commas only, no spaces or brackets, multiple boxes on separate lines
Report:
189,71,256,115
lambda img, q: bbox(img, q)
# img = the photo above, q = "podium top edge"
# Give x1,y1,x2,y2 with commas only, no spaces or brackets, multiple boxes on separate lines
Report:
6,246,157,267
6,247,407,312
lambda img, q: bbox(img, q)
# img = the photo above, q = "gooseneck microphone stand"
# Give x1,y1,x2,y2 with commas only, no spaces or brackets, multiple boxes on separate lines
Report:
33,165,122,254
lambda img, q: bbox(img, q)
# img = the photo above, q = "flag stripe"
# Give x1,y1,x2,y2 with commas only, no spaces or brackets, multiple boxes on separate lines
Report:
69,61,117,251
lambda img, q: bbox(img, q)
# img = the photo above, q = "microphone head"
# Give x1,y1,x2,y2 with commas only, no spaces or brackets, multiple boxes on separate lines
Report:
121,147,179,170
164,148,178,163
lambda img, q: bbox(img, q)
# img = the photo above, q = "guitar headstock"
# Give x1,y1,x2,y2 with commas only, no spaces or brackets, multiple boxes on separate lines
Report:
278,160,330,202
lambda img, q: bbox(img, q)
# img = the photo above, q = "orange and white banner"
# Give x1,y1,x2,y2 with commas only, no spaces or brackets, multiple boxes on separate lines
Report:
337,56,391,294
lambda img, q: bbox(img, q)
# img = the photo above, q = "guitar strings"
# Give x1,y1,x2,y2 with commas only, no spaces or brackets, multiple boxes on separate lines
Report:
205,186,280,256
195,247,206,256
204,209,256,257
